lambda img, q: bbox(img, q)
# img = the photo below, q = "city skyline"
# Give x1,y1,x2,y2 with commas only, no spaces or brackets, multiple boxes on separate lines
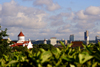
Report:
0,0,100,40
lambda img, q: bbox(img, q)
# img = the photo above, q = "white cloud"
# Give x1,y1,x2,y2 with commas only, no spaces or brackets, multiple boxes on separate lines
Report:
34,0,52,6
46,3,61,11
49,13,69,26
97,32,100,34
76,10,88,20
63,24,71,28
23,0,32,1
33,0,60,11
40,29,51,33
78,32,84,36
57,25,71,33
1,0,100,40
0,0,48,29
67,6,100,30
67,12,74,20
58,29,71,33
17,12,26,18
85,6,100,15
0,4,2,11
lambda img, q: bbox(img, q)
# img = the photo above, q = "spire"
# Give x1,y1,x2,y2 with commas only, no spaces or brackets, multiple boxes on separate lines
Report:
18,31,24,37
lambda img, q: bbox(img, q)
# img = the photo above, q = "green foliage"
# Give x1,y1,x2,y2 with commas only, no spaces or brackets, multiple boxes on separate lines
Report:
0,26,12,58
1,42,100,67
32,44,56,53
0,26,100,66
12,46,27,52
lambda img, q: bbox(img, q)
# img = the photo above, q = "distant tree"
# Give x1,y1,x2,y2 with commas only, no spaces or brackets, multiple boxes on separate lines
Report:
12,46,27,51
37,44,55,50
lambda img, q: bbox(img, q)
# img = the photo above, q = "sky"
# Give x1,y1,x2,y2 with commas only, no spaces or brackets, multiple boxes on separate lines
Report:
0,0,100,40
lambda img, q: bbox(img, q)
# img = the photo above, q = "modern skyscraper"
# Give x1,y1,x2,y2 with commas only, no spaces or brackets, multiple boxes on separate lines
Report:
84,30,89,45
95,35,100,43
69,34,74,43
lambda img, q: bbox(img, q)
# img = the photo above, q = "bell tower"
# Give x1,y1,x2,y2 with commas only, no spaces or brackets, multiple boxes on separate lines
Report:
17,31,25,43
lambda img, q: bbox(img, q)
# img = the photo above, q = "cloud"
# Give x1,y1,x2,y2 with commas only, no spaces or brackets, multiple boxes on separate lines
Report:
33,0,61,11
49,13,69,26
56,24,71,33
0,0,48,29
22,0,32,1
57,29,71,33
67,6,100,30
0,4,2,11
67,12,74,20
1,0,100,40
34,0,52,6
46,3,61,11
76,10,88,20
67,8,72,11
85,6,100,15
40,29,51,33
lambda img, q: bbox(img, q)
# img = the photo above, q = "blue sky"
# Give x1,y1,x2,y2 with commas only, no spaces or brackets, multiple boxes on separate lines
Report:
0,0,100,40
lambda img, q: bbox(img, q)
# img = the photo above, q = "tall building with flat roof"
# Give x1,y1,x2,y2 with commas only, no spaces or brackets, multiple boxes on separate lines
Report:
65,40,67,45
69,34,74,43
84,30,89,45
95,35,100,43
50,37,57,46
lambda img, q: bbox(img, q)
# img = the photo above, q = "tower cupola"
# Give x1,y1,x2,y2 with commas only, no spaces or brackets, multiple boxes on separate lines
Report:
17,31,25,43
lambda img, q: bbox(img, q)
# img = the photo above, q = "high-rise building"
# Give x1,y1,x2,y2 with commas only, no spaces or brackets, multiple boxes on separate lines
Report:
65,40,67,45
84,30,89,45
95,35,100,43
69,34,74,43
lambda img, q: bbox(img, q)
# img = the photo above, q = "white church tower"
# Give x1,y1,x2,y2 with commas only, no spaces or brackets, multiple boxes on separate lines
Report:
44,38,47,44
17,31,25,43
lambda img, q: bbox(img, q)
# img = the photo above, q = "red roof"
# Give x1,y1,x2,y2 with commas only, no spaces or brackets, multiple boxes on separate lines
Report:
71,41,83,48
18,31,24,36
10,43,23,47
10,41,30,47
23,41,29,43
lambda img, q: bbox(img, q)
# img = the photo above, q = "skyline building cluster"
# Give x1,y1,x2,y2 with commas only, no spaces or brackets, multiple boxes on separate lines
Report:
69,30,90,45
8,30,100,47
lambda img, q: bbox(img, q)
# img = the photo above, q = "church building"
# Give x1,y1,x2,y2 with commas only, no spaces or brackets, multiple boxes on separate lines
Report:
10,31,33,49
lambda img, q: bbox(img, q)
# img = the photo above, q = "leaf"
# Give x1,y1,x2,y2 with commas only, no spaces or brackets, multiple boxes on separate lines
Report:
79,52,93,64
38,64,42,67
60,41,66,49
82,44,93,54
39,48,45,52
41,50,52,63
92,62,97,67
56,48,61,54
98,42,100,46
66,43,72,49
70,64,75,67
47,64,52,67
6,60,18,66
3,54,9,61
0,59,6,67
62,57,74,62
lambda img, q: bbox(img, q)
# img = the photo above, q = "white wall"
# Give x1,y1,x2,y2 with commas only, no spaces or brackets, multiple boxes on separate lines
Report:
50,38,57,46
